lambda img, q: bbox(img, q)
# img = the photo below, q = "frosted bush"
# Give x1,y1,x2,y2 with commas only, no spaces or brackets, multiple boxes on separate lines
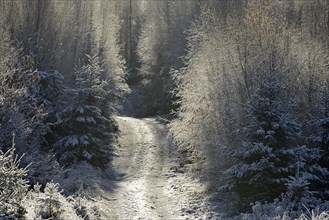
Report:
0,138,28,218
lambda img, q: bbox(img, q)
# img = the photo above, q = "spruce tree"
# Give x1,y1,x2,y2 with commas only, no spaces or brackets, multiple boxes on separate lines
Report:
222,76,324,211
51,53,117,168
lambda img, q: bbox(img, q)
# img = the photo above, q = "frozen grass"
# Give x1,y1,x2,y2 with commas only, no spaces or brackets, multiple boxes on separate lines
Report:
295,206,329,220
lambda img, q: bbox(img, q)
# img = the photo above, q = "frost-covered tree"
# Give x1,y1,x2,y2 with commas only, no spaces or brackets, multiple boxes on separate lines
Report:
169,6,241,180
0,24,45,153
222,77,325,210
51,53,117,168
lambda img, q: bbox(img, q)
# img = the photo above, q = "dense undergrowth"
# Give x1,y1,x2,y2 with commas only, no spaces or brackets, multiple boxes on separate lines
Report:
0,144,101,219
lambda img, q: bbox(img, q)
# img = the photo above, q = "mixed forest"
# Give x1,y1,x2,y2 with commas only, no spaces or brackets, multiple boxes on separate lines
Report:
0,0,329,219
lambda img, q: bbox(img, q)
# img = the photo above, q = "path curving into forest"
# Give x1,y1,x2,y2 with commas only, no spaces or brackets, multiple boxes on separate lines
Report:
95,116,214,220
107,116,176,219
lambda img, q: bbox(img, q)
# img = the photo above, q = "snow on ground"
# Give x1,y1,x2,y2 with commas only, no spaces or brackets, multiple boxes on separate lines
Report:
53,116,217,219
102,116,216,219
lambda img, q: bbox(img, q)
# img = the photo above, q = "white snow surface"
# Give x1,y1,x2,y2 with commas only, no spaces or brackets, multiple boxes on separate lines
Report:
54,116,215,219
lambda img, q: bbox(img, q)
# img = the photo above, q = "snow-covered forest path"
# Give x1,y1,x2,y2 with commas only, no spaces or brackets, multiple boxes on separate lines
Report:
106,116,176,219
97,116,214,220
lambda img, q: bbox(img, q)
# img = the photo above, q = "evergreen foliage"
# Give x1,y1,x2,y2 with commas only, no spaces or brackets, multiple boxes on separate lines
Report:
37,70,65,113
51,53,117,168
222,78,326,210
37,181,63,219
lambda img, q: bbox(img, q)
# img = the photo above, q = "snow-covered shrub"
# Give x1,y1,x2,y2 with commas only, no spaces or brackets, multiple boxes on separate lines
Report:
23,181,99,220
72,184,100,219
0,139,28,218
37,181,63,219
248,198,329,220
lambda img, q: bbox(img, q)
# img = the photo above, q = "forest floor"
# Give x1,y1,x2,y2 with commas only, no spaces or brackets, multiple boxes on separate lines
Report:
56,116,220,219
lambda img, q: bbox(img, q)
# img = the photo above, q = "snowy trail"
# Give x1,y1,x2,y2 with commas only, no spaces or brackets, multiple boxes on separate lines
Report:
105,117,175,219
92,116,214,220
97,117,173,219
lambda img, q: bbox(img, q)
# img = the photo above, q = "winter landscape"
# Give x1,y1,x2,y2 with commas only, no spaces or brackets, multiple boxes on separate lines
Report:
0,0,329,219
